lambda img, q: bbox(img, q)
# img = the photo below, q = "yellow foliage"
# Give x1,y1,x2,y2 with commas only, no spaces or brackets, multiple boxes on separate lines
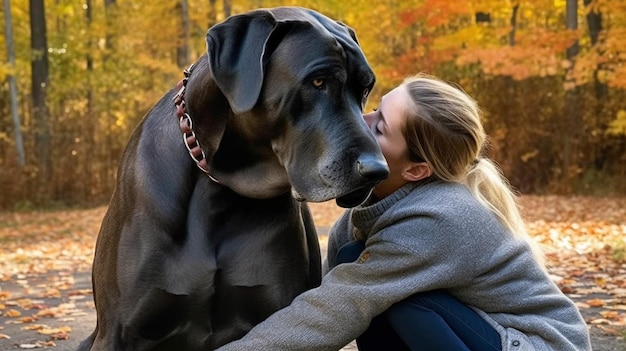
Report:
607,110,626,136
0,63,15,81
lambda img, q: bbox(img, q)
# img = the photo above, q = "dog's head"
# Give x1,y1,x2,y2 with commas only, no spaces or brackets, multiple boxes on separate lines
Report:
192,7,388,207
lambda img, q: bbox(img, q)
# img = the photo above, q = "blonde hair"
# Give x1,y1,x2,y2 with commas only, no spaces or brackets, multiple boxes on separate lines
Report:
401,74,544,265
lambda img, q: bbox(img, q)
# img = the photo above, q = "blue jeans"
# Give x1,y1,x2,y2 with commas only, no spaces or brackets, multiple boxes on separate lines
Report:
336,241,501,351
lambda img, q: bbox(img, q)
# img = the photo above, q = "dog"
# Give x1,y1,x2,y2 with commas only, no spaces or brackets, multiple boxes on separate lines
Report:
78,7,388,350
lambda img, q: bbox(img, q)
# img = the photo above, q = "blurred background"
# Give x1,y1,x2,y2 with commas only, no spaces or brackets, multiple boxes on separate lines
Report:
1,0,625,209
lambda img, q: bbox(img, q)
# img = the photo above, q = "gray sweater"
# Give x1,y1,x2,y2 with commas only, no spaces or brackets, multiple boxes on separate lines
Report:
217,181,591,351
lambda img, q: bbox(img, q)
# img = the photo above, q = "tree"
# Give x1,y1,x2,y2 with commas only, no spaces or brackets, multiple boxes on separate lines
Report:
2,0,626,208
508,2,519,46
4,0,25,167
584,0,606,99
29,0,51,188
177,0,191,68
563,0,581,184
223,0,231,18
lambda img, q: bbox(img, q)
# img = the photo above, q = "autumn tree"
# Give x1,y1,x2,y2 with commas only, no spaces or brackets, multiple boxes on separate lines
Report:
3,0,25,167
29,0,52,196
177,0,191,68
562,0,581,187
1,0,625,208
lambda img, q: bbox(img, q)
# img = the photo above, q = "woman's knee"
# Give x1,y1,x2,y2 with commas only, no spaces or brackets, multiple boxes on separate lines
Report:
336,241,366,264
386,291,452,318
384,290,501,351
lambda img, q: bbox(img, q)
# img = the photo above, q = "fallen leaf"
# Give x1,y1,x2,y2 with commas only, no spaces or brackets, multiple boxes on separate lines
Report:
38,326,71,335
17,341,56,349
18,316,38,323
5,309,22,317
43,288,61,298
49,331,70,340
586,298,606,307
22,324,49,331
35,308,57,318
600,310,622,320
16,298,33,309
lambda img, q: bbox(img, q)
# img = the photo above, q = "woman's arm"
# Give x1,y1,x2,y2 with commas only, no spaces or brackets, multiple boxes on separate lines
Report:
216,234,461,351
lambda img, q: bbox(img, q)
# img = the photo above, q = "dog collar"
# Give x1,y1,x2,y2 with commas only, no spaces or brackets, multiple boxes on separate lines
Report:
173,64,219,183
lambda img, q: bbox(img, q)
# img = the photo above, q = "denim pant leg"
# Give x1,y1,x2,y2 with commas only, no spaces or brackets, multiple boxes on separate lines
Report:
336,240,367,265
386,291,501,351
335,241,502,351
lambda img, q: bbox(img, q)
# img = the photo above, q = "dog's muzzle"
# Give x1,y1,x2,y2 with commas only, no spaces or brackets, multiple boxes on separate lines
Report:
336,155,389,208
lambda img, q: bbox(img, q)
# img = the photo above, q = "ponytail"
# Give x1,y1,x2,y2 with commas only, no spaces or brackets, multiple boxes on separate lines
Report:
402,74,545,267
466,158,545,266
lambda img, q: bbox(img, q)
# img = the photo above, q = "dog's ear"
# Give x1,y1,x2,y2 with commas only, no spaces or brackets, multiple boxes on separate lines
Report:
336,21,360,44
206,12,277,114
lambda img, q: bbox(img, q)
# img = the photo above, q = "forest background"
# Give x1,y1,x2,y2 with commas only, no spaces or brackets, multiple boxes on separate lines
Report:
1,0,626,209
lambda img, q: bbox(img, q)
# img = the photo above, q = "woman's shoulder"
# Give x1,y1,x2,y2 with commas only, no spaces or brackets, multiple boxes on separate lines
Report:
402,181,478,211
418,180,472,198
396,181,500,228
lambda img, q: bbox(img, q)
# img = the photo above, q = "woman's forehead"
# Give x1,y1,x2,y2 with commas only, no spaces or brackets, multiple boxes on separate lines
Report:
381,86,411,113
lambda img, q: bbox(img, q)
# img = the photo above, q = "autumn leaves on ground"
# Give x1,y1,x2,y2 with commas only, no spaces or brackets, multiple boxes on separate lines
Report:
0,196,625,350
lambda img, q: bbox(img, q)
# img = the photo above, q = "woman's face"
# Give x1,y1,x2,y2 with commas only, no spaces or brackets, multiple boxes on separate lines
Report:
363,85,414,199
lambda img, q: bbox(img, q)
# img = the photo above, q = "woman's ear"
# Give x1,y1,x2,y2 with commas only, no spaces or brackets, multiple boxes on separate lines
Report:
402,162,432,181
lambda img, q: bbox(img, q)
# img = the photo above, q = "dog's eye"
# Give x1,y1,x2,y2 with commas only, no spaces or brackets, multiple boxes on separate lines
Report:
362,88,369,98
312,79,325,89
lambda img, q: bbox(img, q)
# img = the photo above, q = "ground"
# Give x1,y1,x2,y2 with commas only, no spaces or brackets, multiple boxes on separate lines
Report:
0,195,625,350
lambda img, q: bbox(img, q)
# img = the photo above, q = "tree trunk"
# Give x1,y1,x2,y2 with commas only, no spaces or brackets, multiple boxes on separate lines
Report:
104,0,116,56
83,0,95,199
584,0,607,99
29,0,52,188
223,0,231,18
208,0,217,28
4,0,25,167
177,0,190,68
508,3,519,46
566,0,579,59
563,0,580,188
502,3,519,176
583,0,608,171
101,0,117,196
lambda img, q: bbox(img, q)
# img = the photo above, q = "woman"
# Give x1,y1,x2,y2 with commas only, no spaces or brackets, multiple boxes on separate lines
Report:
217,74,591,351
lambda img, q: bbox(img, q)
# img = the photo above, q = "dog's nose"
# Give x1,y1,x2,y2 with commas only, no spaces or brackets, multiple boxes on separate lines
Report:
357,155,389,182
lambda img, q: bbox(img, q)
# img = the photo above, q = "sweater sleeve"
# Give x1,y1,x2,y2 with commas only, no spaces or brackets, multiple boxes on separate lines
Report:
215,238,442,351
216,194,492,351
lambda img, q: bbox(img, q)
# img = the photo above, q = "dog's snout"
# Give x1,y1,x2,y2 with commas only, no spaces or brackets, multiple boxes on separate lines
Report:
357,155,389,182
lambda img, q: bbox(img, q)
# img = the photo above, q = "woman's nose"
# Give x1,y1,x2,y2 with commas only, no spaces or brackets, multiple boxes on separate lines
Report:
362,112,375,130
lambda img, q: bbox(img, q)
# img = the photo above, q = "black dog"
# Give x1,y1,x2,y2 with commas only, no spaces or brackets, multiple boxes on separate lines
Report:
78,7,388,350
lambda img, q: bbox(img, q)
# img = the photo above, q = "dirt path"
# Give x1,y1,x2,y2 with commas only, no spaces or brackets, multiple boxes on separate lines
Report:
0,233,624,350
1,197,625,349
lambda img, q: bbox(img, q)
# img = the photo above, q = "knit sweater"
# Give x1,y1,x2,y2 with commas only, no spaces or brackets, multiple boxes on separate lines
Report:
217,181,591,351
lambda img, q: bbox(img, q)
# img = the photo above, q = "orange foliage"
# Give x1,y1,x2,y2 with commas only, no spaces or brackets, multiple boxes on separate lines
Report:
373,0,626,90
399,0,472,29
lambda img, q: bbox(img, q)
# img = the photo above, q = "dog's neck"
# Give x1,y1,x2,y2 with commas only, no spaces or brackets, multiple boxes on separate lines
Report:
173,60,292,199
173,63,218,182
